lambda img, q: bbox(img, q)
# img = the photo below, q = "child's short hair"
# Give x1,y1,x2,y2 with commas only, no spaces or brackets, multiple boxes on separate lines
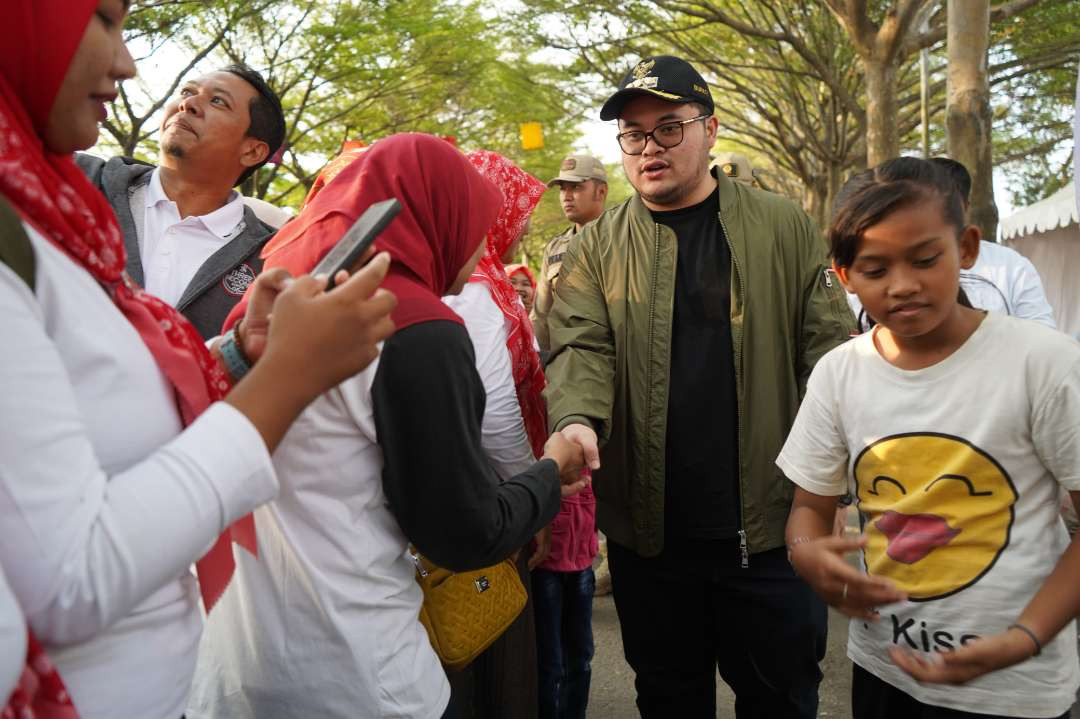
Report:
829,157,966,269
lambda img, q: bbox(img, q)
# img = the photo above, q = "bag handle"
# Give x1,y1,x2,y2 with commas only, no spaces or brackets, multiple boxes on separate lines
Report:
0,195,35,291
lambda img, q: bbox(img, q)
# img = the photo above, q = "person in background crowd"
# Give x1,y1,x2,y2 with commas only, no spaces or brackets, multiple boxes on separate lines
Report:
710,151,765,189
545,55,855,718
189,134,589,719
846,156,1056,330
440,149,548,719
506,262,537,313
0,2,398,717
242,195,292,230
783,156,1080,719
76,62,286,338
533,154,608,353
531,438,599,719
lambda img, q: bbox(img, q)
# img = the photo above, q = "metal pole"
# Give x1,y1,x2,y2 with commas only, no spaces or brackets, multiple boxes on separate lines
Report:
920,46,931,158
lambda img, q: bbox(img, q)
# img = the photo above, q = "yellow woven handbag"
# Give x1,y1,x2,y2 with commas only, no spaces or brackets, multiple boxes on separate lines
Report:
411,549,527,671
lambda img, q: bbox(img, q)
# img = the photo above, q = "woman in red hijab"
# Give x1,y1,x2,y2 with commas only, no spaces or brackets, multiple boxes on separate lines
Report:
190,134,589,719
0,2,396,717
505,263,538,313
430,150,550,718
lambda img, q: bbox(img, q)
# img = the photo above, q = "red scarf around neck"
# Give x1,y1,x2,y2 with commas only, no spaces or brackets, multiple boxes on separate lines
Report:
465,151,549,458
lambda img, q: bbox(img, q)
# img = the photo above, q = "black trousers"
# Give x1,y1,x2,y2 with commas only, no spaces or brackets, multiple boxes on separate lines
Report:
852,664,1071,719
608,538,827,719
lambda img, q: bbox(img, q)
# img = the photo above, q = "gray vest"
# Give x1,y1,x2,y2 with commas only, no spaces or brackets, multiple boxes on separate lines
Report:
76,154,274,339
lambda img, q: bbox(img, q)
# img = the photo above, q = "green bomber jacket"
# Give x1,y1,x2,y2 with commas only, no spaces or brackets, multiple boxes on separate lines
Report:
544,169,855,559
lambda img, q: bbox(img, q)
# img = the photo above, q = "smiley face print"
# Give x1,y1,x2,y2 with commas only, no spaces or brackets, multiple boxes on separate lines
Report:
853,433,1017,601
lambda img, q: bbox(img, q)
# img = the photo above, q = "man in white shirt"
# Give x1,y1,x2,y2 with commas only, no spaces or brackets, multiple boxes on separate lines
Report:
78,63,286,338
847,157,1056,330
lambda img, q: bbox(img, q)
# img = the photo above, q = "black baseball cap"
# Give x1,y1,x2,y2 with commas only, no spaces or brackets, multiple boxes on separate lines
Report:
599,55,714,121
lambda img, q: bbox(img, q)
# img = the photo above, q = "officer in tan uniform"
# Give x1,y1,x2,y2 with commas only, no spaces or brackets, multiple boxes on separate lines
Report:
711,151,767,189
533,153,608,353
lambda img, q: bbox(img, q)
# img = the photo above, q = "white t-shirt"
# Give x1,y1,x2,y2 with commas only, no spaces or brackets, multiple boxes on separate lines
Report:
139,168,245,306
847,240,1056,330
777,312,1080,717
1,224,276,718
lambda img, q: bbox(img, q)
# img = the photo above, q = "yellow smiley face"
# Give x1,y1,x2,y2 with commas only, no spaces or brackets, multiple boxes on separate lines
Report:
853,433,1017,601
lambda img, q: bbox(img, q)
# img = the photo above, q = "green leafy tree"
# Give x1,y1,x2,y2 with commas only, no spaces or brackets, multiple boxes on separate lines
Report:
97,0,586,239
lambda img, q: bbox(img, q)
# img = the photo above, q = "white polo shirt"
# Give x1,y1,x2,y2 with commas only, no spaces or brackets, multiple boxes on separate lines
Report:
139,168,245,306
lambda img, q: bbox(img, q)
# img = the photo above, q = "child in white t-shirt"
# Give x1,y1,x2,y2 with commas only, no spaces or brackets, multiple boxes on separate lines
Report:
779,157,1080,719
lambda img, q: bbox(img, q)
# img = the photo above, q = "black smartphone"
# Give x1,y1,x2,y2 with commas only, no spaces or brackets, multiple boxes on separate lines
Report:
312,198,401,289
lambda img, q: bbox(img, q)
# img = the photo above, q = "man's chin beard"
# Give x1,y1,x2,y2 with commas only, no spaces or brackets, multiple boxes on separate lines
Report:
161,140,185,159
637,183,685,207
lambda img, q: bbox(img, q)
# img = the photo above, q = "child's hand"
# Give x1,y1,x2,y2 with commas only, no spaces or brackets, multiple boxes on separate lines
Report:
789,534,906,620
888,627,1037,684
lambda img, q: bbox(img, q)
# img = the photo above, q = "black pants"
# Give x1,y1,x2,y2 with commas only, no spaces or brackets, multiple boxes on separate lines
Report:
852,664,1071,719
608,538,827,719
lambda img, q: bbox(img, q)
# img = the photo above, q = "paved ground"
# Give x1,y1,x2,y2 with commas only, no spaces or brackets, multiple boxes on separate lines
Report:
586,596,1080,718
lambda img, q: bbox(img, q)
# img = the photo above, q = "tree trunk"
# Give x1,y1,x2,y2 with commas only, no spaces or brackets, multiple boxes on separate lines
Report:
946,0,998,241
806,175,828,232
864,57,900,167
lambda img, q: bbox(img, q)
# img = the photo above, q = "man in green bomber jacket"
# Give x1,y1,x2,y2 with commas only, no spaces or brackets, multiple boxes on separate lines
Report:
544,56,856,718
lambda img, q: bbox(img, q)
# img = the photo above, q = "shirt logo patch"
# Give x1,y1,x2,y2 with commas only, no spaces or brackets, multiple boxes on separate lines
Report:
222,263,256,297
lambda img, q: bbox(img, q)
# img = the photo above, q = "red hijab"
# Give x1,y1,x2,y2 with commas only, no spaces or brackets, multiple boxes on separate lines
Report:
225,133,503,333
464,151,548,458
504,263,537,288
0,0,249,634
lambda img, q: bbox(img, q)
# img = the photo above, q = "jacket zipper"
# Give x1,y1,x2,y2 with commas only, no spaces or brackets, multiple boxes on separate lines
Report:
719,211,749,569
645,224,662,538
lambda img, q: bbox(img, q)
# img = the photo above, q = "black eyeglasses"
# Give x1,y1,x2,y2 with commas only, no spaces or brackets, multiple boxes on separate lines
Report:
615,115,709,155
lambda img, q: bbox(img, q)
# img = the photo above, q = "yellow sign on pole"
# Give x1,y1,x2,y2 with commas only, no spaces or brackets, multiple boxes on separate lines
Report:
520,122,544,150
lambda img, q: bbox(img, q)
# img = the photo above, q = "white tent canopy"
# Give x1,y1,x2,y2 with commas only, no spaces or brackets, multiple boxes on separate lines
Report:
1002,179,1080,336
1000,180,1078,241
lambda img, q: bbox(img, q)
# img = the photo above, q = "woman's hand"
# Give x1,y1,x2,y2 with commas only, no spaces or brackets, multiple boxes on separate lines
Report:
889,628,1036,685
237,267,293,362
239,247,382,362
226,252,397,453
542,431,589,497
260,252,397,397
788,534,906,620
529,526,552,570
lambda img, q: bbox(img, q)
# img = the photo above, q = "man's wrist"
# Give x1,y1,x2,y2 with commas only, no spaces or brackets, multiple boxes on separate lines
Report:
555,415,595,434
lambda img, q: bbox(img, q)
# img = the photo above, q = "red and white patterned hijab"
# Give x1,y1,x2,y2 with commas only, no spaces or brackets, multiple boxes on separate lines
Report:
465,151,549,457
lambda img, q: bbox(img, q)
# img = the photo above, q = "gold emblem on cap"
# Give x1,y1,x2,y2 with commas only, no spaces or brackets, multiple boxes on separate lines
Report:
632,59,656,80
562,158,577,171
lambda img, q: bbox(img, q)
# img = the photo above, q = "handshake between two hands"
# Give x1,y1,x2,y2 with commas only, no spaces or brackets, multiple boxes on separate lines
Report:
542,423,600,499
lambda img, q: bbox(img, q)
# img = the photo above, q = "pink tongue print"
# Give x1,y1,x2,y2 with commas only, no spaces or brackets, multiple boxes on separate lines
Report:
875,510,960,564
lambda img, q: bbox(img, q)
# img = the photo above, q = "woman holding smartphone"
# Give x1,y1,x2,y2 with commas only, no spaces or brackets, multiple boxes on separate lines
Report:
0,2,396,716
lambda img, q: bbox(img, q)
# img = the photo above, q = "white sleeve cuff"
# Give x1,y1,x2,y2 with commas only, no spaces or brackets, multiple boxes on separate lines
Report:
776,455,847,497
167,401,277,528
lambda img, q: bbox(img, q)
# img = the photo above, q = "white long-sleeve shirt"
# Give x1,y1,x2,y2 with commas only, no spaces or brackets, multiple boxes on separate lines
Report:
0,223,276,719
0,565,26,706
444,282,537,478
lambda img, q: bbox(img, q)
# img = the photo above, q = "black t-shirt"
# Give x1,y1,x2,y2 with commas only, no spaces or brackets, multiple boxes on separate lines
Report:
371,320,562,570
650,188,740,540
